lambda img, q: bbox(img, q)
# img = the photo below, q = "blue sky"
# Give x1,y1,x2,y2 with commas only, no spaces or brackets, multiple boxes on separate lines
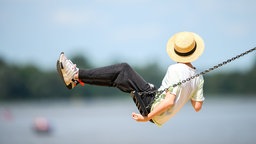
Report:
0,0,255,72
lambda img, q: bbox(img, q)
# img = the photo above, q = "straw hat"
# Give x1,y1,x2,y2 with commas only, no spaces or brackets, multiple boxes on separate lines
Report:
166,32,204,62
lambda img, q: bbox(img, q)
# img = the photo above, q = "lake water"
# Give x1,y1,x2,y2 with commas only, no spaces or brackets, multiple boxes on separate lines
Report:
0,96,256,144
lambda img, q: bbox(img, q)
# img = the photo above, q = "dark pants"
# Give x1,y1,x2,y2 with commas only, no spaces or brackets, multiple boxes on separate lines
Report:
78,63,156,93
78,63,157,117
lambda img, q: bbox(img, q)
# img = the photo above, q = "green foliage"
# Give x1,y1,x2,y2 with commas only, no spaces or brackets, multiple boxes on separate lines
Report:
134,62,165,88
0,55,255,101
204,58,256,95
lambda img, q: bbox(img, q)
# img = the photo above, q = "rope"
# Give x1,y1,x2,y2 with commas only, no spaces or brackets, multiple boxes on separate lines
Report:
139,47,256,95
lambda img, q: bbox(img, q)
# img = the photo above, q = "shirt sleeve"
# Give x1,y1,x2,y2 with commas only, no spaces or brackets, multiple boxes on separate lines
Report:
159,65,178,90
191,76,205,101
162,65,181,96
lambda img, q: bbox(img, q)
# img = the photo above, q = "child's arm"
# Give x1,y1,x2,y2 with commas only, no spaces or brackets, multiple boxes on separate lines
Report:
132,91,175,122
191,100,203,112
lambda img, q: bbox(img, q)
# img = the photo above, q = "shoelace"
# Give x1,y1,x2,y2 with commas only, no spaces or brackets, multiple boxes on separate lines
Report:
64,60,77,78
64,60,85,87
77,79,85,86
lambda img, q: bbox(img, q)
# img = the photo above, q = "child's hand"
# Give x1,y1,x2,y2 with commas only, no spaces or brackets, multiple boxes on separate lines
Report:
132,112,149,122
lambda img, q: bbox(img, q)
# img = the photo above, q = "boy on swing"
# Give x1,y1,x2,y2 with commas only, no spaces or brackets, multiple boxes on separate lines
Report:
57,32,205,126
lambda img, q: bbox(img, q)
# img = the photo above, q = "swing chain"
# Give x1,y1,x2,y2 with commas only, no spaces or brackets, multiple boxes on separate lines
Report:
171,47,256,88
140,47,256,96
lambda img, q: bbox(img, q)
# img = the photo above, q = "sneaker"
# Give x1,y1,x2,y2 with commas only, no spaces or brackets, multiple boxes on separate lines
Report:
56,52,79,89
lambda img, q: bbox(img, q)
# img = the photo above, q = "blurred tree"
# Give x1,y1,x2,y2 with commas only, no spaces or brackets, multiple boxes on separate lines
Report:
134,62,165,88
0,55,255,101
204,57,256,95
70,54,92,69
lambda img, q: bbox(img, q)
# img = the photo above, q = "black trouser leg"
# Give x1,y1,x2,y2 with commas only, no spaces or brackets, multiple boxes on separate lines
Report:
78,63,153,93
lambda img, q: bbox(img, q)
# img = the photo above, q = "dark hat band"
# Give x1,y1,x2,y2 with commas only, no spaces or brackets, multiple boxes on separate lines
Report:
174,43,197,57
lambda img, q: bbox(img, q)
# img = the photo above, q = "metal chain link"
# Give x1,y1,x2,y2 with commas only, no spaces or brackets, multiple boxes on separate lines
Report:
139,47,256,95
172,47,256,88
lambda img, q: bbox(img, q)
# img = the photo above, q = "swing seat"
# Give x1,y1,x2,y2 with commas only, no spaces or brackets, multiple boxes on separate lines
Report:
130,91,155,123
130,91,150,116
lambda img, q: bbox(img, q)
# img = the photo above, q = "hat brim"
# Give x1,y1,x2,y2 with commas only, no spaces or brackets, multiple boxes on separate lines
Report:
166,32,205,63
